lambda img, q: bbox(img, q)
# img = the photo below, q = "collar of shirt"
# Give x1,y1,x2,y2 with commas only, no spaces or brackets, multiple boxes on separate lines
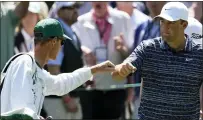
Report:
58,18,74,38
21,29,34,50
160,34,193,52
21,29,33,43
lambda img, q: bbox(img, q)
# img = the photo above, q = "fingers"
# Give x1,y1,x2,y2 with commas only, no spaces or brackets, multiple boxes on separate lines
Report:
111,71,125,81
119,32,124,40
117,62,136,77
105,60,115,67
126,62,136,72
102,60,115,72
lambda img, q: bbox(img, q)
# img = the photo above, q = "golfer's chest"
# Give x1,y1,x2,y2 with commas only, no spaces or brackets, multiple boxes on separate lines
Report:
142,52,203,84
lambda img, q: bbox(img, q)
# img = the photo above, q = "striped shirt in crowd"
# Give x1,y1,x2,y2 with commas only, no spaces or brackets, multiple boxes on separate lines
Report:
125,37,203,120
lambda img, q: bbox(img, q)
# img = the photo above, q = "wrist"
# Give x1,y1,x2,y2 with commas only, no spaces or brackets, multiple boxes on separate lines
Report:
90,66,97,74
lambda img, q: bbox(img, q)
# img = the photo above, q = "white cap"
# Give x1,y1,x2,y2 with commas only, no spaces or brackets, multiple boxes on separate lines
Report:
28,2,41,14
48,2,76,19
185,17,202,42
154,2,189,21
55,2,76,11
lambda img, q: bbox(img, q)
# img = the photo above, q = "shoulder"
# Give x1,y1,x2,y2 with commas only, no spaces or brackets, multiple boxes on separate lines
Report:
136,18,152,31
133,9,150,22
192,39,203,51
77,11,92,23
140,37,161,48
13,54,34,68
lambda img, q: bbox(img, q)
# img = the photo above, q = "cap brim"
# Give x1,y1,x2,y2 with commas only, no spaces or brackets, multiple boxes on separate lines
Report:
63,34,72,41
153,14,178,22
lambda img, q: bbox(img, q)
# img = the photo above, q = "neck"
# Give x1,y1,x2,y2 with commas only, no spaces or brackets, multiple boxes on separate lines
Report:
127,9,133,16
63,19,73,26
95,8,108,18
34,47,48,68
166,34,186,51
23,27,34,37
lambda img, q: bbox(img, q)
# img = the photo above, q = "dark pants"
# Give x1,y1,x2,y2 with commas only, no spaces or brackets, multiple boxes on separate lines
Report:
79,89,126,119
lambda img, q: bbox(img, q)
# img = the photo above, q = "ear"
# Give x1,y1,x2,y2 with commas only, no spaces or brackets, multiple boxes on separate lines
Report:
182,21,188,29
51,37,58,47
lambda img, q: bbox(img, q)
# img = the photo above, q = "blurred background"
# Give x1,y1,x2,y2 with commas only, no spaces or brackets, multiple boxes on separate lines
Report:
1,1,202,119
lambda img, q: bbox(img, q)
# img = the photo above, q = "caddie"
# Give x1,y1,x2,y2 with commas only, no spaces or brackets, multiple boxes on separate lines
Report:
1,18,115,119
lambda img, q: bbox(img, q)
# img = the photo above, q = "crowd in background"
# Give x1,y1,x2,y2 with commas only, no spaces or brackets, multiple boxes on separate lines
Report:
1,1,202,119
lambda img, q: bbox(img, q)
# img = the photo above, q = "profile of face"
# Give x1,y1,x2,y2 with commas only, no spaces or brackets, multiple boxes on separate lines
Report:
160,18,188,42
40,38,62,60
22,11,39,31
92,2,108,17
58,5,78,24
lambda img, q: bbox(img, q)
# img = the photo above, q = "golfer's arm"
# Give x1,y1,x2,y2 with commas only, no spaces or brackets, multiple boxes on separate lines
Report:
44,67,92,96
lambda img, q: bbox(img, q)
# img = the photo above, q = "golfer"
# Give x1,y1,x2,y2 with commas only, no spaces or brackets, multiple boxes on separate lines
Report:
1,18,115,119
112,2,203,120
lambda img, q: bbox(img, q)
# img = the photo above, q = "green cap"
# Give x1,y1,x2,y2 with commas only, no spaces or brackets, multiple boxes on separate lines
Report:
34,18,72,41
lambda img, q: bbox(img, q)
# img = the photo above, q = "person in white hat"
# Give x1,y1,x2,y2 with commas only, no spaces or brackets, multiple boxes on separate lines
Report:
185,17,202,44
14,2,41,54
112,2,203,120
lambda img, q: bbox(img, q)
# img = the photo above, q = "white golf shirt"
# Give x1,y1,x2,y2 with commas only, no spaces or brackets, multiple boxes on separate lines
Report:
1,52,92,119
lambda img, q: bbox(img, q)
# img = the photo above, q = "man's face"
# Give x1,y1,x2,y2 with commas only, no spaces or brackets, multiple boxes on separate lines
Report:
58,5,78,24
116,2,133,15
160,18,187,42
92,2,108,17
42,38,63,60
22,11,39,31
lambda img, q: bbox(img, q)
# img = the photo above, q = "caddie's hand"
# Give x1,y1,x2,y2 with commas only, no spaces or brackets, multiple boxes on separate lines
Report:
111,62,136,80
90,60,115,74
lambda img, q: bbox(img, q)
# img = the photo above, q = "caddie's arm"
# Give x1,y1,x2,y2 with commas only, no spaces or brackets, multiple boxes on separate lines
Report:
43,61,115,96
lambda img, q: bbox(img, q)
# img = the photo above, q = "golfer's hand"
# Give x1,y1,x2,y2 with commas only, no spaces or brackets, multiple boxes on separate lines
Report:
111,62,136,80
90,60,115,74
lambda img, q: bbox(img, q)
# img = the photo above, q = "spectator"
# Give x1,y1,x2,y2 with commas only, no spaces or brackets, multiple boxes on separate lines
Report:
72,2,133,119
188,2,202,22
185,17,202,44
77,2,92,16
0,2,29,71
45,2,84,119
116,2,150,49
14,2,41,54
133,2,148,15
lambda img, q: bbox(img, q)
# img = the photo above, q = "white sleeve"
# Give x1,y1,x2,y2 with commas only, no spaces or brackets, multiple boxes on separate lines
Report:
43,67,92,96
9,56,39,118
